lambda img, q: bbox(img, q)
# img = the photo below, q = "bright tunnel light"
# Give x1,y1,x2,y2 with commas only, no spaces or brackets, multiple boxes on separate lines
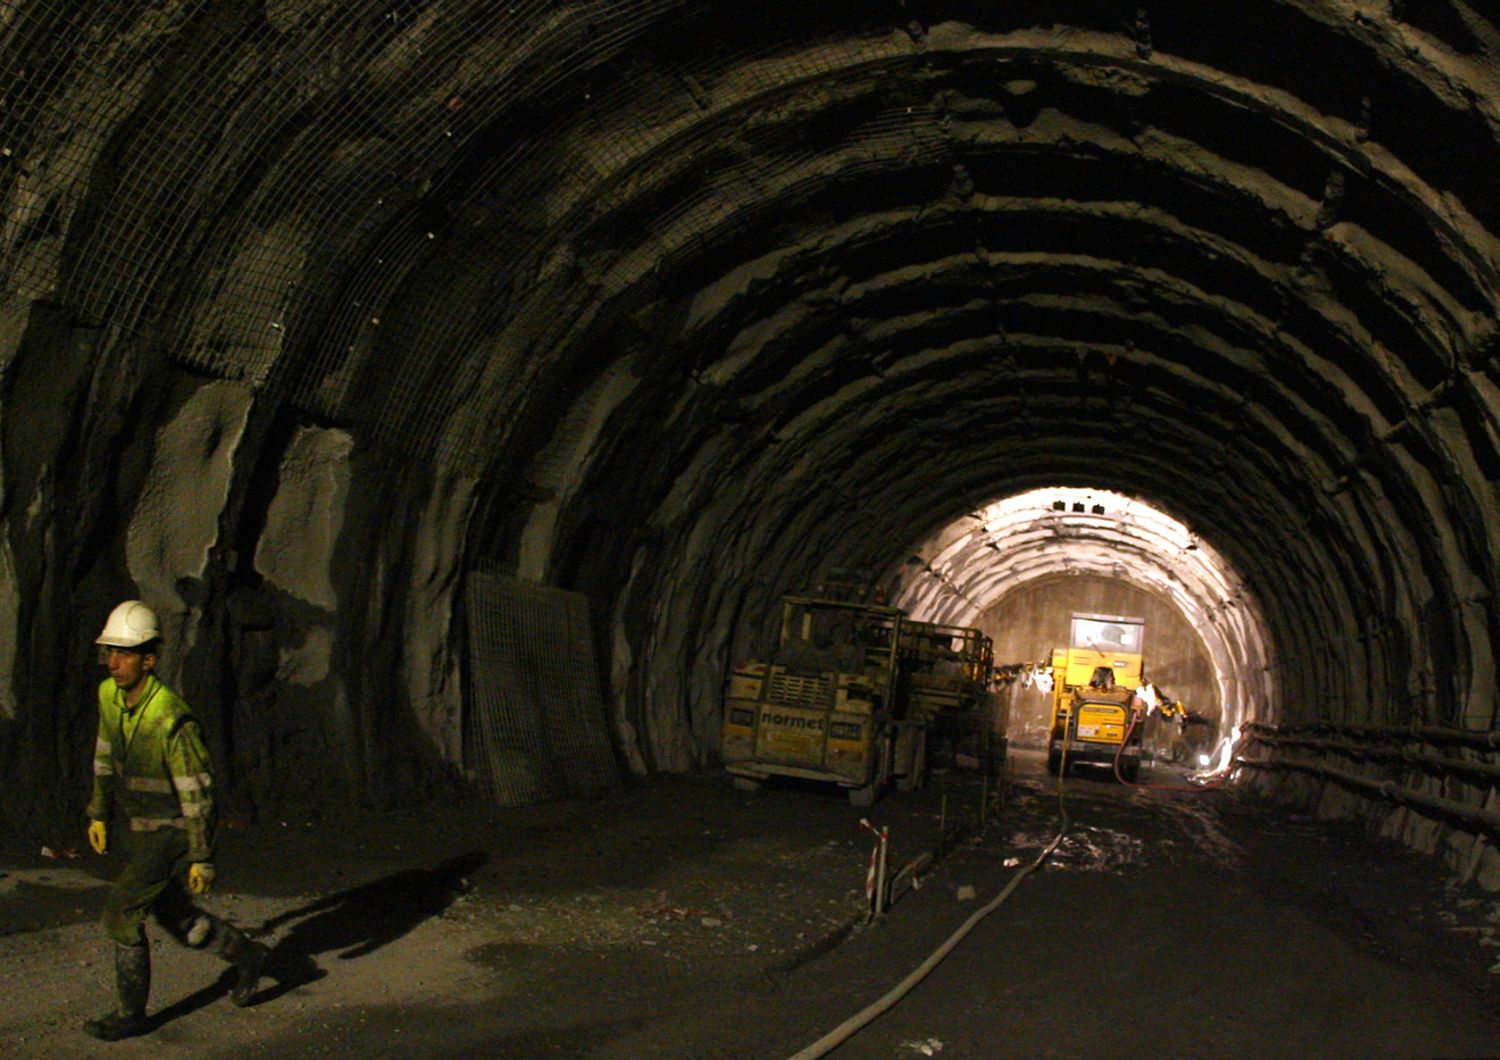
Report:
887,486,1273,756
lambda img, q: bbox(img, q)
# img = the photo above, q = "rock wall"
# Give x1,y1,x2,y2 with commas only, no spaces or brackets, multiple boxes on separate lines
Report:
0,307,476,835
1243,766,1500,894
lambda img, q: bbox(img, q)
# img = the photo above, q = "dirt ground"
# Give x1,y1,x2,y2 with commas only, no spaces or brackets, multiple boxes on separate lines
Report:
0,765,968,1058
2,753,1498,1058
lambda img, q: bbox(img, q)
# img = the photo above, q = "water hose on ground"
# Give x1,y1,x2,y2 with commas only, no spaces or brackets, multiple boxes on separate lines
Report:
1113,711,1230,793
789,712,1227,1058
788,754,1072,1060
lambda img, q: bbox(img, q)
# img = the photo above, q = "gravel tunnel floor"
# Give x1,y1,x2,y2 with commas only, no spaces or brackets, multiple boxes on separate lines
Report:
1,754,1496,1058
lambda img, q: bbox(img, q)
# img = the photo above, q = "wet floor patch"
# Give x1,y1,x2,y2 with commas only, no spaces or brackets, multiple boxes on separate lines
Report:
1046,825,1146,873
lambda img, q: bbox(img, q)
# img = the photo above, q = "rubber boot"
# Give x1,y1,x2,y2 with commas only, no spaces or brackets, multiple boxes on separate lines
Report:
217,927,270,1007
82,942,150,1041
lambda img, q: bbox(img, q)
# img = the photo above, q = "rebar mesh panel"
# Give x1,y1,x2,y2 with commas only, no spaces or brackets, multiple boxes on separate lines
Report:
465,567,618,805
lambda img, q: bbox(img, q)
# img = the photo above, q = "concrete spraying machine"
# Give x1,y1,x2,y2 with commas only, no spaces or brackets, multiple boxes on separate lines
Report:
1045,612,1149,782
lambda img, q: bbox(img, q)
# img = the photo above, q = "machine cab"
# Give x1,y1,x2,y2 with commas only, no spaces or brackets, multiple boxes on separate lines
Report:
1062,613,1144,690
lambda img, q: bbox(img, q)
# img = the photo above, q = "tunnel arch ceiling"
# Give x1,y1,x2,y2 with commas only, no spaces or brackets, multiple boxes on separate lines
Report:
3,1,1500,797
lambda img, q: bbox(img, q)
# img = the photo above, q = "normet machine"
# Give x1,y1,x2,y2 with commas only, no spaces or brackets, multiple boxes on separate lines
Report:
720,593,1000,805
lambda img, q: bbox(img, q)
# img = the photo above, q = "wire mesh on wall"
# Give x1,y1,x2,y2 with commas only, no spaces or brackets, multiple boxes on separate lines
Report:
0,0,950,471
8,0,1494,478
2,0,694,431
464,565,619,805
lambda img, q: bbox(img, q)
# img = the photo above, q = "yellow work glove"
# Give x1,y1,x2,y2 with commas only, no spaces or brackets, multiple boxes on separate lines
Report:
87,819,107,855
187,862,215,895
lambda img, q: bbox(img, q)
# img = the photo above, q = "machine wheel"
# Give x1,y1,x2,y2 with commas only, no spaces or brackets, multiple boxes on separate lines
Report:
895,729,927,793
1120,758,1140,784
850,730,891,806
1046,740,1062,777
733,775,763,793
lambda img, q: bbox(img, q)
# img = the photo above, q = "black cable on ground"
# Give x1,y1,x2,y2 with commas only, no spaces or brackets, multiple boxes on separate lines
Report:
788,759,1071,1060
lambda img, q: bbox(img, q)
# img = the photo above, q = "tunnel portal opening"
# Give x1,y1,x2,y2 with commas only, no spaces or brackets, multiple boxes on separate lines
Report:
885,486,1270,772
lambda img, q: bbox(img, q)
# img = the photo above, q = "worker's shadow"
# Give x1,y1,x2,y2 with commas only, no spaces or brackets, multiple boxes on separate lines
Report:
244,851,489,1005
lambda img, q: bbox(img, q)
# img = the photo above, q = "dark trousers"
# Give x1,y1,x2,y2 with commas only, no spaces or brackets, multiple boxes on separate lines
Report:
101,828,214,949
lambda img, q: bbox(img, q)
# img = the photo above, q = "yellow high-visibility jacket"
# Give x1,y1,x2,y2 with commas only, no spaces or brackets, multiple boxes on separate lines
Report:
86,675,215,863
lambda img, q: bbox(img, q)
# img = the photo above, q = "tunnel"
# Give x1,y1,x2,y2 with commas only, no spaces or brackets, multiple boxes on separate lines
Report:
890,487,1258,762
2,2,1500,1049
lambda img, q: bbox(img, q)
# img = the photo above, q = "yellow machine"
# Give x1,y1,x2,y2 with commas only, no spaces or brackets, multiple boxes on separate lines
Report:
1045,612,1146,782
721,596,999,805
902,621,994,715
900,620,1003,775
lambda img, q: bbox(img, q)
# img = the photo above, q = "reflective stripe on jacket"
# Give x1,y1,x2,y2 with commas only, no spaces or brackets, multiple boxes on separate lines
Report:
86,675,215,863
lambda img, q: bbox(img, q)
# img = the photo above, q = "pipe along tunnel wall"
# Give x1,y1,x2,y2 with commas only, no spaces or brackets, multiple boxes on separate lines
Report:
0,3,1498,890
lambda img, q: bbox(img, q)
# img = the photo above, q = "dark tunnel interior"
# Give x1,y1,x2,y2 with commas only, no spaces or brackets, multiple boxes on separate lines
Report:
1,1,1498,901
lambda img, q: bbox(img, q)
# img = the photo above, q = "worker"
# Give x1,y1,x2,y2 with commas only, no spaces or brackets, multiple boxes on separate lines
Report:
83,600,269,1041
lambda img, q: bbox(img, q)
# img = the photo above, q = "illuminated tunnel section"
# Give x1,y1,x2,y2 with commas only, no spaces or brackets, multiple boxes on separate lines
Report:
887,487,1268,769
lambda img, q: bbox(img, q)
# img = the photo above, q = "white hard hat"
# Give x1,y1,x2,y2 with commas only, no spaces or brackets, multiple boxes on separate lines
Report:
96,600,161,648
